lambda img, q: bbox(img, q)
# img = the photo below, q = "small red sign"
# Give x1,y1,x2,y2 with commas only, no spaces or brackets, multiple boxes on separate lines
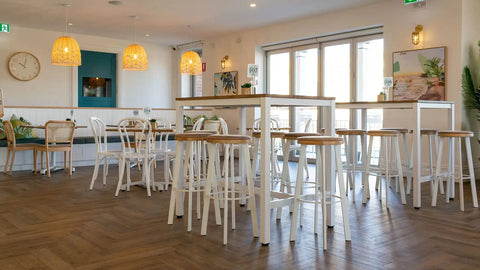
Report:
202,62,206,72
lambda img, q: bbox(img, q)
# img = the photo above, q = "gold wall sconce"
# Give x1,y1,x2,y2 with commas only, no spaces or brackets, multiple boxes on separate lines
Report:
221,55,229,69
412,24,423,45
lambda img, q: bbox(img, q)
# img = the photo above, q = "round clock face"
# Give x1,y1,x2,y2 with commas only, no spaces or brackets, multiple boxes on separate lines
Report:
8,52,41,81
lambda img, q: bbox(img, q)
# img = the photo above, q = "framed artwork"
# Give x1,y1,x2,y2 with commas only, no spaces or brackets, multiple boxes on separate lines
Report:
392,47,446,101
214,71,238,96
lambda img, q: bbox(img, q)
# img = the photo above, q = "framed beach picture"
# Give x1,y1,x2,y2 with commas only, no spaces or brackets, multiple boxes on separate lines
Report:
392,47,446,101
214,71,238,96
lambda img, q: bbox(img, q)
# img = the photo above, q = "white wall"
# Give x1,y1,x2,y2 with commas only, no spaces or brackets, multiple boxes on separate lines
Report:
0,26,173,108
195,0,464,133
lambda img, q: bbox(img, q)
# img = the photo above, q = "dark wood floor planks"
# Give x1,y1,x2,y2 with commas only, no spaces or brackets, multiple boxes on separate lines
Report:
0,164,479,269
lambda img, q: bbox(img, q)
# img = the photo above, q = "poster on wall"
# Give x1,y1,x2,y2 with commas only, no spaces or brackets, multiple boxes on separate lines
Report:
392,47,446,101
214,71,238,96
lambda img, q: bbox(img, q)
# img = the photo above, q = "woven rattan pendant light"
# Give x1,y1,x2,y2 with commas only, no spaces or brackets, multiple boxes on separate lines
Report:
179,51,202,75
179,25,202,75
123,16,148,71
51,2,81,66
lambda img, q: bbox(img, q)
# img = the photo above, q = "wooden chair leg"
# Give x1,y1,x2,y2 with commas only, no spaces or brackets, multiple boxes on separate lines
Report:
69,151,73,175
64,151,67,171
46,151,51,178
4,149,11,173
34,150,37,174
9,150,16,175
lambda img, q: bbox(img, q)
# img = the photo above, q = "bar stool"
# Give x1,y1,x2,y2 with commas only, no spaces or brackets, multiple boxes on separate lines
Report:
418,129,444,195
200,135,258,245
381,128,412,194
432,130,478,211
335,129,367,203
289,136,351,250
251,131,286,189
167,132,213,232
275,132,323,219
363,130,406,208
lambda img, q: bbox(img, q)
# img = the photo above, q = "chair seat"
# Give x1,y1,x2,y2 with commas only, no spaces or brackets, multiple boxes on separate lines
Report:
283,132,323,140
206,134,251,144
9,143,40,150
335,129,366,136
298,136,343,146
437,130,473,137
35,144,73,152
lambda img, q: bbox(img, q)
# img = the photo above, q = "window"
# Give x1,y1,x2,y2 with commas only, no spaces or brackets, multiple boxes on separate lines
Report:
266,33,384,158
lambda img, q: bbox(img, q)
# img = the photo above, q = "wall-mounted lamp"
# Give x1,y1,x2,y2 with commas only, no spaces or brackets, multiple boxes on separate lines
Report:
221,55,229,69
412,24,423,45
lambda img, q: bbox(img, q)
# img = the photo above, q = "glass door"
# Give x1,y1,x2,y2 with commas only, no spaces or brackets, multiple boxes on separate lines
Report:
294,46,318,132
267,50,290,127
322,40,351,128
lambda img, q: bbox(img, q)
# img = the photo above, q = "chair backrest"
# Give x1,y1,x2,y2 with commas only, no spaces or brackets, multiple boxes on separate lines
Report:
151,117,172,152
252,118,280,132
118,117,152,157
203,120,221,133
303,118,313,133
152,118,172,129
218,117,229,134
2,120,16,148
89,117,108,153
45,121,76,144
192,117,205,130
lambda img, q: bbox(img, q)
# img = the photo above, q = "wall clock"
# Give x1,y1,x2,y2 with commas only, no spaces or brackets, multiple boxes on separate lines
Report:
8,52,41,81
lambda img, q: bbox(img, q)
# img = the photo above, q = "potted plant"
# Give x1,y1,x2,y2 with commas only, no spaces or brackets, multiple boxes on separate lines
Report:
149,118,157,129
377,91,386,102
241,82,252,95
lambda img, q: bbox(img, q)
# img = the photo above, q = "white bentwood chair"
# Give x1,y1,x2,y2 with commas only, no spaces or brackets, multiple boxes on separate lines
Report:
89,117,121,190
115,117,157,197
151,117,175,190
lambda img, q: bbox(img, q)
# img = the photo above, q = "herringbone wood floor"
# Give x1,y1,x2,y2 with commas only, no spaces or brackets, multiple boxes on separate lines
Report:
0,163,479,270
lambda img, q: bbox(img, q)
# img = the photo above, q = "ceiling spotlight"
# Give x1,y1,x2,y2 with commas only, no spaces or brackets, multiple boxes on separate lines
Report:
67,22,73,26
145,34,150,37
108,1,123,6
250,3,256,7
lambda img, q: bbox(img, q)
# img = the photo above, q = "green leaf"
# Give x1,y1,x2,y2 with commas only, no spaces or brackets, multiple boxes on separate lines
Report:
393,61,400,73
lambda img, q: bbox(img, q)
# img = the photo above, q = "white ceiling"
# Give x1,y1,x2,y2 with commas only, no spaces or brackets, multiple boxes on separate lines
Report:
0,0,381,46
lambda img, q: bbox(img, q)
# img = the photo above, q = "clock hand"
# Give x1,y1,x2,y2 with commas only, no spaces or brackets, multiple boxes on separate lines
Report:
18,62,26,68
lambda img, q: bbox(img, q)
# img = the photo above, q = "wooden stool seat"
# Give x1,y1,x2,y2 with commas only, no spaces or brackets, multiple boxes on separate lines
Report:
298,136,343,146
283,132,323,140
437,130,473,137
336,129,366,136
175,132,213,141
367,130,400,136
421,129,437,135
382,128,411,134
206,134,251,144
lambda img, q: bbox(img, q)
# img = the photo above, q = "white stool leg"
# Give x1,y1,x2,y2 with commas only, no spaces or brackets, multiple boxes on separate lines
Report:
320,144,327,250
314,145,320,236
362,136,374,203
394,136,406,205
446,137,453,203
277,139,291,220
230,145,236,231
335,144,351,241
457,138,464,211
432,138,444,207
290,145,307,242
243,143,258,238
168,141,185,224
434,134,444,195
187,142,194,232
201,142,218,235
351,134,356,203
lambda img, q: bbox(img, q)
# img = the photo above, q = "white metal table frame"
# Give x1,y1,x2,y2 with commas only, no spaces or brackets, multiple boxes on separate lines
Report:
175,94,336,245
336,100,455,209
